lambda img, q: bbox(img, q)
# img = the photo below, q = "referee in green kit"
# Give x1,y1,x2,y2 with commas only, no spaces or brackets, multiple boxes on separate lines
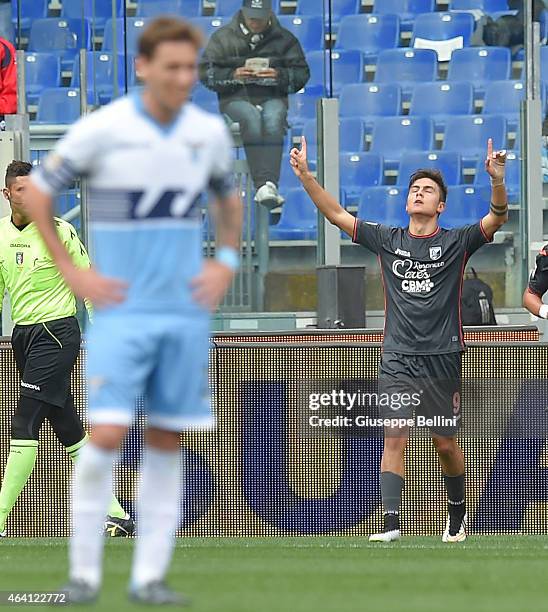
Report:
0,161,133,537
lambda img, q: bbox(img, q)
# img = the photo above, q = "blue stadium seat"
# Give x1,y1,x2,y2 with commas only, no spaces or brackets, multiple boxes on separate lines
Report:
189,16,226,41
370,117,434,167
474,150,520,201
449,0,509,11
137,0,203,18
305,49,364,95
288,90,317,128
297,0,360,24
191,83,219,114
409,81,474,130
340,89,397,164
103,18,148,54
11,0,48,36
443,115,507,163
397,151,462,186
71,52,131,105
339,117,366,153
441,185,489,229
375,49,437,98
215,0,279,15
373,0,435,32
269,188,317,240
483,81,526,132
61,0,124,35
448,47,511,90
340,153,383,205
336,14,400,60
28,18,92,72
36,88,81,124
302,117,366,158
340,83,401,119
412,12,475,61
25,53,61,107
277,16,324,52
357,187,409,227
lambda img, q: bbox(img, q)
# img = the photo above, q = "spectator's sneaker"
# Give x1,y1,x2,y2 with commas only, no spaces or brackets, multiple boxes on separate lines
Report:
104,513,135,537
0,529,6,538
442,511,467,543
61,578,99,604
369,512,401,542
255,181,285,209
129,580,190,606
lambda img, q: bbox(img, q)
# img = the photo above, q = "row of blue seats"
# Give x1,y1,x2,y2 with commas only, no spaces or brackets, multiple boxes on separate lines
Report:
26,44,541,114
16,13,484,59
11,0,515,31
25,52,136,105
300,46,526,96
270,185,498,240
298,115,514,165
278,151,520,201
288,80,534,133
21,14,548,75
30,84,516,167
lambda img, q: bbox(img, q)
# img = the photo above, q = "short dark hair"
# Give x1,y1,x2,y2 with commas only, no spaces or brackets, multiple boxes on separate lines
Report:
138,17,203,58
408,168,448,204
5,160,32,187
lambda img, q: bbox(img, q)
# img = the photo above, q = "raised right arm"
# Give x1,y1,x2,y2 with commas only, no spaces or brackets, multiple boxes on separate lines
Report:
289,136,356,238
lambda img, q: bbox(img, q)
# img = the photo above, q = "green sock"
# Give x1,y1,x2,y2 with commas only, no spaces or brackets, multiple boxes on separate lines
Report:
66,434,127,520
0,439,39,532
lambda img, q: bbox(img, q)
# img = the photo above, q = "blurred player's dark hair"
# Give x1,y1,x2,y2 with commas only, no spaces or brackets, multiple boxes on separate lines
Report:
138,17,204,58
5,160,32,186
408,169,448,204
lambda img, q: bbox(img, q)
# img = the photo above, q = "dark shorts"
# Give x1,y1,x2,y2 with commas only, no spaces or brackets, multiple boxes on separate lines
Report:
11,316,81,408
378,351,462,436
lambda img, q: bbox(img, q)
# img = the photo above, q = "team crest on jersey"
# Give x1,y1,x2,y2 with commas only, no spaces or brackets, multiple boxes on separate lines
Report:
429,246,442,261
15,252,23,266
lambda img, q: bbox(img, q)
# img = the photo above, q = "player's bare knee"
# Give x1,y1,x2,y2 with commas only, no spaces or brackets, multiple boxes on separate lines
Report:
145,427,180,451
89,425,128,450
383,431,409,455
432,435,458,459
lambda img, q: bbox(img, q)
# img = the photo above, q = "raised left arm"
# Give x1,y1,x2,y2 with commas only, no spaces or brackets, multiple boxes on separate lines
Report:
481,138,508,240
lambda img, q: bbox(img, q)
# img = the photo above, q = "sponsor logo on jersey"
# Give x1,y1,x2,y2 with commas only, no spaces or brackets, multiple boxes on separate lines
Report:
15,252,23,266
10,243,30,248
395,248,411,257
429,246,442,260
392,258,444,294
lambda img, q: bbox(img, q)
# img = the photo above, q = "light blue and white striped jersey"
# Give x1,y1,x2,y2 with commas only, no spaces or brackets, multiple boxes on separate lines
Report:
31,93,235,316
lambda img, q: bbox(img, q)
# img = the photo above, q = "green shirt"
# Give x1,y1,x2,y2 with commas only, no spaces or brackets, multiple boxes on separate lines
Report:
0,215,91,325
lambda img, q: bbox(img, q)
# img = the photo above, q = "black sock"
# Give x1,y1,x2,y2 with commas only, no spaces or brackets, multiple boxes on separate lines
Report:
383,511,400,532
443,473,466,524
380,471,404,514
380,472,404,532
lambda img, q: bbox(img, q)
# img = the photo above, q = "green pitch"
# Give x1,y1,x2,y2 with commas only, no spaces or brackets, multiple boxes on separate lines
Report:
1,537,547,611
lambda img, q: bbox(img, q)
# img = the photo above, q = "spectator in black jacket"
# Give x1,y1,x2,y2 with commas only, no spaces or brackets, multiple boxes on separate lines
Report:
200,0,310,209
478,0,547,47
